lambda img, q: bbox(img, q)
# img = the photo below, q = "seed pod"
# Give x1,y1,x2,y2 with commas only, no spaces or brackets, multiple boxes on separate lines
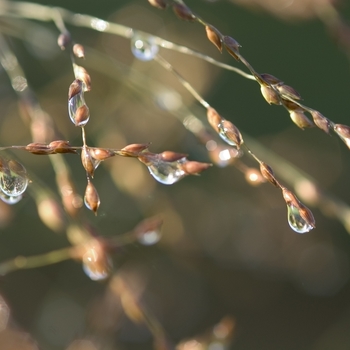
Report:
290,111,314,129
276,84,301,100
90,148,115,161
81,147,95,177
121,143,150,156
57,32,71,50
172,3,196,21
68,79,83,100
207,107,222,132
49,140,77,154
73,65,91,91
260,73,283,85
181,161,212,175
84,180,100,215
160,151,187,162
205,25,222,52
259,162,279,187
311,110,331,134
223,36,241,61
334,124,350,149
148,0,168,9
261,86,280,105
73,44,85,59
219,120,243,148
74,105,90,126
283,99,300,111
25,142,51,155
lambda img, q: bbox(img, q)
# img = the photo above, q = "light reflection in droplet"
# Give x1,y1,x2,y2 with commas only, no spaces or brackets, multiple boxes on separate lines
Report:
12,76,27,92
131,34,159,61
138,230,161,245
286,202,313,234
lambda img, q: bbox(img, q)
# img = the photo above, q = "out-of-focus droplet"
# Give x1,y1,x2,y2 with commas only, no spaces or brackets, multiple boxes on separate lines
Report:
131,33,159,61
287,202,314,234
11,76,27,92
68,92,90,127
0,191,22,204
138,230,161,245
0,159,28,197
82,248,112,281
147,159,186,185
90,18,109,32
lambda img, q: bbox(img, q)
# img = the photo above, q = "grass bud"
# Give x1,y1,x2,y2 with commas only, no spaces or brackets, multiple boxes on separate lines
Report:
172,3,196,21
334,124,350,149
223,36,241,61
49,140,77,154
81,147,96,178
25,142,51,155
57,32,71,50
260,86,280,105
68,79,82,100
84,180,100,215
205,25,223,52
289,111,314,129
259,162,279,187
74,105,90,126
180,161,212,175
90,148,115,161
276,84,301,100
311,110,331,134
259,73,283,85
148,0,168,9
73,65,91,91
73,44,85,59
207,107,222,132
160,151,187,162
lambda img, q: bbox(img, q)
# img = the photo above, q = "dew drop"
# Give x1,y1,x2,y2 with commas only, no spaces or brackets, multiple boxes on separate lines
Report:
217,120,238,147
131,33,159,61
0,191,22,204
82,248,112,281
138,230,161,245
287,203,314,234
147,159,186,185
0,159,28,197
68,92,90,127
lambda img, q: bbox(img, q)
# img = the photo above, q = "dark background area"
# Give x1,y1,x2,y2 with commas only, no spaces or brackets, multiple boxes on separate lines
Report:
1,0,350,349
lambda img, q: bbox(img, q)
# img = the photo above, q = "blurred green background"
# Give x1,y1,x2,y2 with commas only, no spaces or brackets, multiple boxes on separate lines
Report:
1,0,350,349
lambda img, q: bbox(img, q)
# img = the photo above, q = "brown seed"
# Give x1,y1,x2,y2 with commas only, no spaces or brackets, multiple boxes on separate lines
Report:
160,151,187,162
68,79,82,100
276,84,301,100
81,147,95,178
260,86,280,105
289,111,314,129
121,143,150,156
25,142,51,155
259,73,283,85
207,107,222,132
57,33,71,50
74,65,91,91
205,25,222,52
49,140,77,154
84,181,100,215
223,36,241,61
73,44,85,59
74,105,90,126
311,110,331,134
148,0,168,9
334,124,350,149
259,162,279,187
90,148,115,161
220,120,243,148
283,99,301,111
172,3,196,21
181,161,212,175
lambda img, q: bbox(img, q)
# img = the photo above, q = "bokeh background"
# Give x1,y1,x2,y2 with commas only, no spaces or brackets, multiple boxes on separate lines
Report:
1,0,350,349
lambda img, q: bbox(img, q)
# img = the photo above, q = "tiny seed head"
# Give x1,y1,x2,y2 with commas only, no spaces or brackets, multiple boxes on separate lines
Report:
207,107,222,132
205,25,223,52
259,162,279,187
172,3,196,21
73,44,85,59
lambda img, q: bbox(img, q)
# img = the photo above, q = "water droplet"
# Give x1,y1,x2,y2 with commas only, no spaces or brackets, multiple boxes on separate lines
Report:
217,120,238,147
0,191,22,204
138,230,161,245
147,159,186,185
82,248,112,281
68,92,90,127
0,159,28,197
131,33,159,61
287,203,314,234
